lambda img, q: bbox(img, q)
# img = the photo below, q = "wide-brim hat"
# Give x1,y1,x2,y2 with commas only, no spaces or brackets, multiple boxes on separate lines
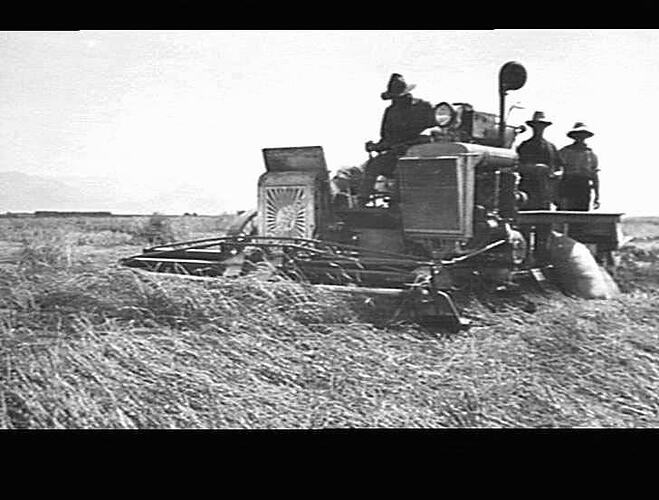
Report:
525,110,552,127
381,73,416,100
567,122,594,139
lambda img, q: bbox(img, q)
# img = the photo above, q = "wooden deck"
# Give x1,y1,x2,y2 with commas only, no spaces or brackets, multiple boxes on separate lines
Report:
516,210,623,225
517,210,624,251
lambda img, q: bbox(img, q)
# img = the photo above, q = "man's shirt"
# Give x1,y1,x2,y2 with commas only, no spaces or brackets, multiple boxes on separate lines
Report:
380,97,435,146
559,142,599,178
516,136,564,173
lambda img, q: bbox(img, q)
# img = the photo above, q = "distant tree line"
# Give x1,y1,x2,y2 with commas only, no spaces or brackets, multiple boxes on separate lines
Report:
0,211,233,218
0,211,114,218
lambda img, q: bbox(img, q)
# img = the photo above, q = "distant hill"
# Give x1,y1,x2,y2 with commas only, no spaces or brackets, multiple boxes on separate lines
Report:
0,171,229,215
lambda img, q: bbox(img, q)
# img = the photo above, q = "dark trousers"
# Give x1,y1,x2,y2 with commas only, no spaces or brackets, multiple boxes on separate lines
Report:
518,164,552,210
558,175,592,239
558,175,591,211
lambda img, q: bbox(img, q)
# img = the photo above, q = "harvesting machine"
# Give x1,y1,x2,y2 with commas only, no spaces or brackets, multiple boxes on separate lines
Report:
120,62,623,331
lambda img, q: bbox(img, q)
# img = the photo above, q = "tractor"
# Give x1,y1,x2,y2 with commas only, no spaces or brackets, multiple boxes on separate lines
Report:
121,62,623,331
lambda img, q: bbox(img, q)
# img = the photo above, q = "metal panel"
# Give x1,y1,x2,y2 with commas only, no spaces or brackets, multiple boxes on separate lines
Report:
405,142,517,169
262,146,327,173
257,170,322,240
398,156,473,238
516,210,624,249
516,210,624,225
260,185,312,238
461,155,475,236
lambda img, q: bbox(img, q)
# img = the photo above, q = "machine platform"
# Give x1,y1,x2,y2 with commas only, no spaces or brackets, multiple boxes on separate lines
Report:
516,210,624,256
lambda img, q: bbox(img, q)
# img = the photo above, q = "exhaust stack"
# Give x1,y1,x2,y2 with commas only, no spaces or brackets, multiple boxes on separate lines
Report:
498,62,527,148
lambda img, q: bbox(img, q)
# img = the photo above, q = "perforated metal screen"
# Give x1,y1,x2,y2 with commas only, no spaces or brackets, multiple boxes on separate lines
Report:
263,186,308,238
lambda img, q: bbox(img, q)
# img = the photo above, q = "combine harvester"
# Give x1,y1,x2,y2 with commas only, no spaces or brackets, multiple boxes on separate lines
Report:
121,62,623,331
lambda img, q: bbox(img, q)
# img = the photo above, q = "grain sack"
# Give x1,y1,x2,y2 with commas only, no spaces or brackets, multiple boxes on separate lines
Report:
546,231,620,299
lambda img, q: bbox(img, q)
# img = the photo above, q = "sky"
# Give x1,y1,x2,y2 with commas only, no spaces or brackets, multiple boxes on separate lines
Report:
1,29,658,215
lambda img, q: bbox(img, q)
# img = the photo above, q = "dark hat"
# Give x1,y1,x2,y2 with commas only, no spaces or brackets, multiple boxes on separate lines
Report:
567,122,594,139
525,110,552,127
381,73,416,100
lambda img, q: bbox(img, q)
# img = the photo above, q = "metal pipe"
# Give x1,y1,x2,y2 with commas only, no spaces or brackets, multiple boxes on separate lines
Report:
294,265,414,279
498,88,507,148
443,239,507,264
147,235,434,265
127,268,407,296
313,284,405,296
493,169,501,214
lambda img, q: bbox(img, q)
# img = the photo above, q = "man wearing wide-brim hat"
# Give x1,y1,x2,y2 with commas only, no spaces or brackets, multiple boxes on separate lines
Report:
515,111,565,264
516,111,565,210
375,73,435,148
557,122,600,211
525,110,553,128
357,73,435,206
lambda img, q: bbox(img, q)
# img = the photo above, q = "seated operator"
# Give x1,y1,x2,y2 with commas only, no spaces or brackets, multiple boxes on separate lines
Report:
357,73,436,207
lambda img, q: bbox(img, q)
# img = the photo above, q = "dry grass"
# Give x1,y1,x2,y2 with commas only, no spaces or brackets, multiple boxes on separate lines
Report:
0,214,237,248
0,216,658,428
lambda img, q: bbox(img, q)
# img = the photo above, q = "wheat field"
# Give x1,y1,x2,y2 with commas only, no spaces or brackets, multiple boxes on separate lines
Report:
0,215,658,428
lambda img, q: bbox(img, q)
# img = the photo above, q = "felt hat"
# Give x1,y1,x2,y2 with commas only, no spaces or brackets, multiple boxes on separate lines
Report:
525,110,552,127
381,73,416,100
567,122,594,139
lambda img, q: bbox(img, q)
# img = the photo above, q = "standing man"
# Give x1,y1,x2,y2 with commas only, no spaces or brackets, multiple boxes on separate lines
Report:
516,111,564,264
558,122,600,211
358,73,435,206
516,111,564,210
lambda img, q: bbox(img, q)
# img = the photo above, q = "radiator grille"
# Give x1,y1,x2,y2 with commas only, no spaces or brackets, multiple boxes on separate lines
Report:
398,157,466,236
